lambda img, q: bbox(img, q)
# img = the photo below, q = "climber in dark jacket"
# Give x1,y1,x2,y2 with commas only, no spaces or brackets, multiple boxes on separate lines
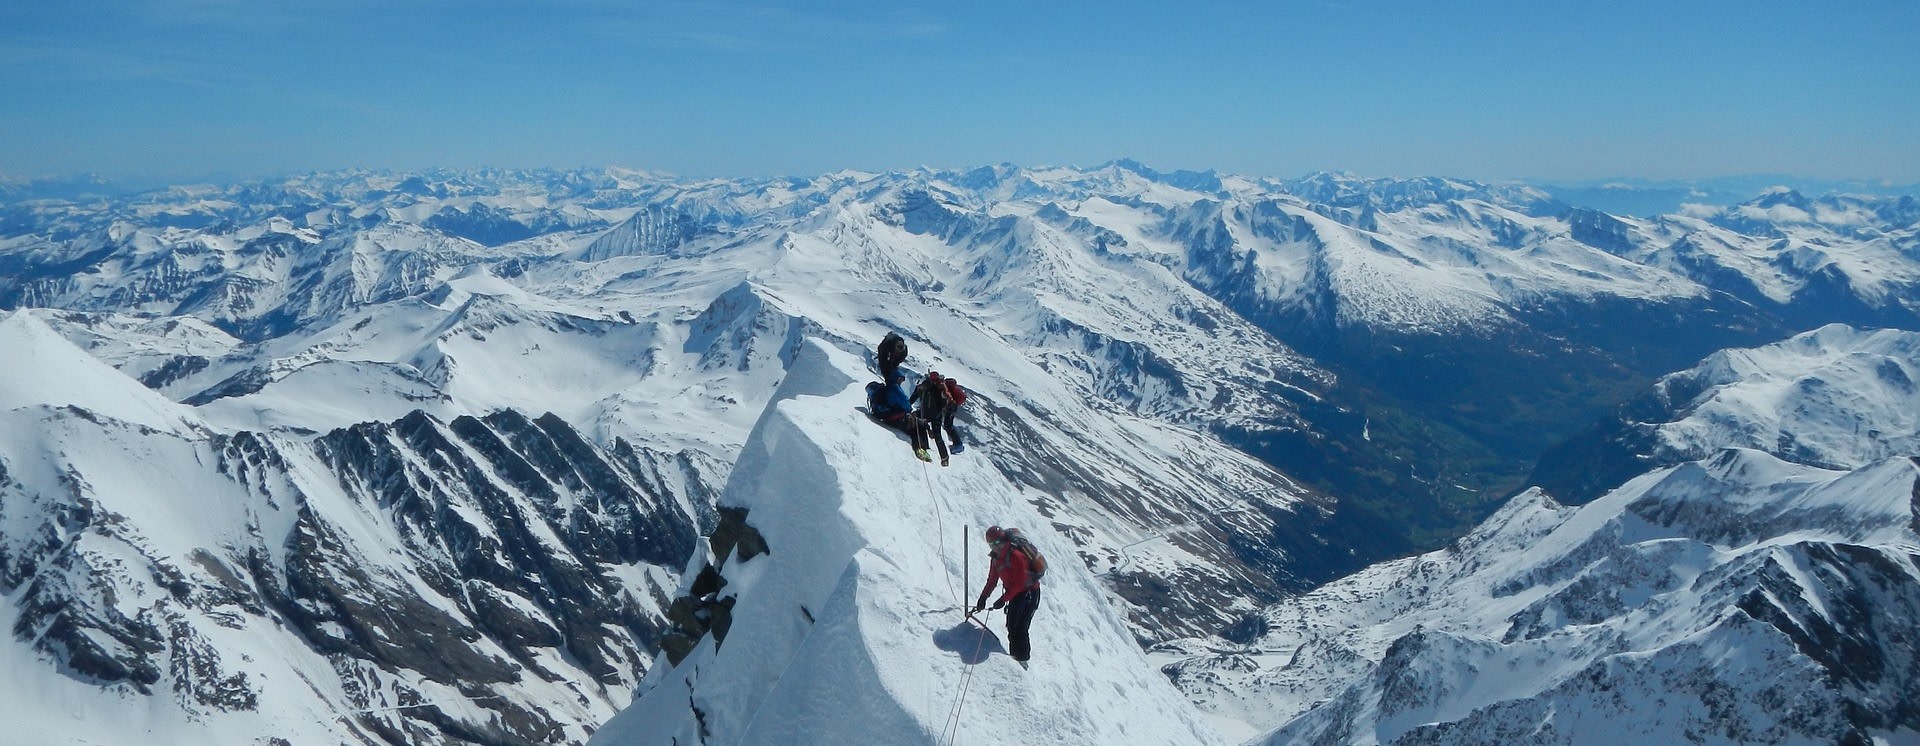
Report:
910,371,956,466
876,332,908,382
866,372,933,462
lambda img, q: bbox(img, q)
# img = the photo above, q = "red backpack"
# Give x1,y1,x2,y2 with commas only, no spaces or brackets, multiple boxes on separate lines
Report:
943,377,967,407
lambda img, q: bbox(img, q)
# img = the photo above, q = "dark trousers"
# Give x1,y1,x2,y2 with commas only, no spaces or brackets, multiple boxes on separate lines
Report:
884,414,929,451
935,408,962,448
1004,588,1040,661
920,405,950,461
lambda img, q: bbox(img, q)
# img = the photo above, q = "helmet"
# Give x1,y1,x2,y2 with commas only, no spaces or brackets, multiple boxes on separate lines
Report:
984,526,1005,543
927,371,943,382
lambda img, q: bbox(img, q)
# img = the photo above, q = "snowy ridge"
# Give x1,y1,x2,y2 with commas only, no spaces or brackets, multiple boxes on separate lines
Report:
1652,323,1920,468
0,311,202,433
1531,324,1920,504
591,340,1225,745
1162,326,1920,743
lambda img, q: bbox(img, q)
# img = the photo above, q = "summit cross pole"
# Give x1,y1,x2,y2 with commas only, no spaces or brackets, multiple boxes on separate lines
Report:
963,524,969,623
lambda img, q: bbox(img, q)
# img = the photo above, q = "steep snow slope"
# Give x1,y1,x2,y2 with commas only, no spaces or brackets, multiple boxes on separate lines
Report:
0,310,203,433
1162,326,1920,743
591,340,1226,745
24,310,242,396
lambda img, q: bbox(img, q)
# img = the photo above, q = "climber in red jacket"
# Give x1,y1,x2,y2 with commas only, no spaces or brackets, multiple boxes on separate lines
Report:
971,525,1043,664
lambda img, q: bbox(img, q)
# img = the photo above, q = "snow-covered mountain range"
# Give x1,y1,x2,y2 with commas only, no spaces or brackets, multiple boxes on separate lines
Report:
0,310,698,743
1162,324,1920,743
11,164,1916,539
3,163,1917,743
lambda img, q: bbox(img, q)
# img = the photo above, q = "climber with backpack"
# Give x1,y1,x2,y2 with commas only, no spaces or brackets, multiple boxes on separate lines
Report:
865,371,934,462
972,525,1045,664
922,371,967,456
876,331,908,382
910,371,956,466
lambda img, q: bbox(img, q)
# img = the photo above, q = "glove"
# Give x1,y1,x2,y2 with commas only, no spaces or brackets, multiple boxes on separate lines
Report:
971,599,986,614
991,599,1006,610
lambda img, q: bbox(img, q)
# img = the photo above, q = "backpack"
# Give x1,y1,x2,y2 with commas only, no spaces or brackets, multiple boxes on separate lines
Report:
866,382,892,416
943,377,966,407
879,332,907,365
1004,529,1047,582
917,377,952,409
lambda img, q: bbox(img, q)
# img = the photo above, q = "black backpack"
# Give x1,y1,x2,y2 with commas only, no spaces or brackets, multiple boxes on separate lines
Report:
879,332,907,366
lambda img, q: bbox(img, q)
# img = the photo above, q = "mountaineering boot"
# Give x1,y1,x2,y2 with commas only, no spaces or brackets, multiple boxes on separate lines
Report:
915,449,932,462
941,456,949,466
950,442,965,454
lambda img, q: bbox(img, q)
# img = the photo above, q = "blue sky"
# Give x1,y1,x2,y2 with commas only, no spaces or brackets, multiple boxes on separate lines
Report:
3,0,1917,182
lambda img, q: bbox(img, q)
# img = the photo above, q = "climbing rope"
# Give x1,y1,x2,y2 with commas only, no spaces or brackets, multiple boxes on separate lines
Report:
921,457,993,746
938,609,994,746
922,459,963,608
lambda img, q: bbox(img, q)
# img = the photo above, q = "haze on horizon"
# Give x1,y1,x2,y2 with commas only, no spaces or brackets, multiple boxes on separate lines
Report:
3,1,1917,185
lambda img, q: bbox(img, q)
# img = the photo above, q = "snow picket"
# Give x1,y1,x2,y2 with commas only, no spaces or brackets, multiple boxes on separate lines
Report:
592,339,1225,745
